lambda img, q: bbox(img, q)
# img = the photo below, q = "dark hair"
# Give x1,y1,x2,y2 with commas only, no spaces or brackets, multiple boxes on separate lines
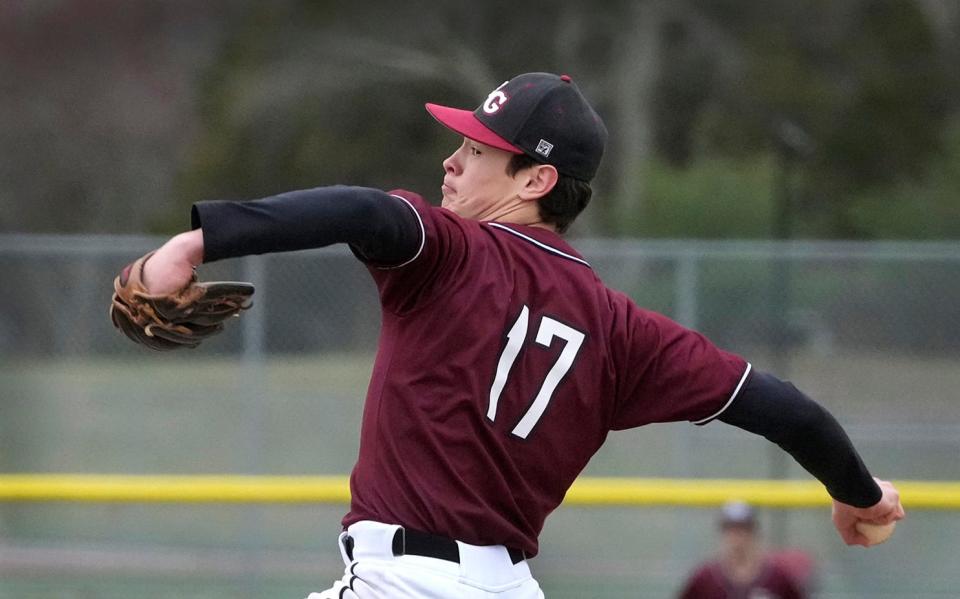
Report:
506,154,592,234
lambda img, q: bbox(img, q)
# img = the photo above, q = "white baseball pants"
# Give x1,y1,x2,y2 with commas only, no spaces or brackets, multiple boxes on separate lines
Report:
306,520,545,599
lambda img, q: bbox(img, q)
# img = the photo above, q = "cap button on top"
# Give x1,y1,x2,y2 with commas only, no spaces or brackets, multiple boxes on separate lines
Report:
560,74,572,82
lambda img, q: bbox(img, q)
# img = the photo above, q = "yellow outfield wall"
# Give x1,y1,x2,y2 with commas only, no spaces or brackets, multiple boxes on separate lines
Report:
0,475,958,509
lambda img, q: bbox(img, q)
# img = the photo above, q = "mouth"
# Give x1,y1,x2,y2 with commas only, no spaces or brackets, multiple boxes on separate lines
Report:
442,181,456,196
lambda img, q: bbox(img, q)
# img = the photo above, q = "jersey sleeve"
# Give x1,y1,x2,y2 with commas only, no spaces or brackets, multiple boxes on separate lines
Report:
610,296,751,429
355,189,471,315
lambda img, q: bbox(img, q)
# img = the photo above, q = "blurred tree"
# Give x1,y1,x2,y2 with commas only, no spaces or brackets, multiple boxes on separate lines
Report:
671,0,954,238
804,0,954,238
169,0,630,235
846,116,960,239
1,0,958,239
0,0,234,233
606,0,666,234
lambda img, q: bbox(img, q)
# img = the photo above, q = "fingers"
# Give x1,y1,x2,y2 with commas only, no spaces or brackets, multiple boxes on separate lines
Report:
842,527,872,547
869,478,906,523
832,503,862,546
833,511,877,547
832,478,905,547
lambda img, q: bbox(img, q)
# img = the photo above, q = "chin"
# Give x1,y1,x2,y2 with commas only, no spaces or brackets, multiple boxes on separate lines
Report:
441,199,463,217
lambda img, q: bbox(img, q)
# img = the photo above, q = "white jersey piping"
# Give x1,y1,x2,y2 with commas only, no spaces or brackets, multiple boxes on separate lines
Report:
374,194,426,270
693,362,753,425
487,222,591,267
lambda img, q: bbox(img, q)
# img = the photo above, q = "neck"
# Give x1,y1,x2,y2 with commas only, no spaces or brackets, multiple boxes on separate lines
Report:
722,545,763,583
482,200,557,232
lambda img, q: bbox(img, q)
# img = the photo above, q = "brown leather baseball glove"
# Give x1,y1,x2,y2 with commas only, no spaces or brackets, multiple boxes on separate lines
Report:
109,252,255,351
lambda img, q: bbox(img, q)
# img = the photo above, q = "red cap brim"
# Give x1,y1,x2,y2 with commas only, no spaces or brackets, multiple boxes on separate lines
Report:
425,103,524,154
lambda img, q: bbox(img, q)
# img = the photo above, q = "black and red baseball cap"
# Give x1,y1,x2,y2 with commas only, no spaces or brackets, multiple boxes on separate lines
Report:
425,72,608,182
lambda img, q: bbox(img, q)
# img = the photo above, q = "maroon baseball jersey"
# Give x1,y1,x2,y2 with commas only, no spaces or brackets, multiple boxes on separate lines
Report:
343,190,751,556
677,559,807,599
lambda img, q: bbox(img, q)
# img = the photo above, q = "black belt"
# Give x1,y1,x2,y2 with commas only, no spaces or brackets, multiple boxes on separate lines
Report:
343,527,526,565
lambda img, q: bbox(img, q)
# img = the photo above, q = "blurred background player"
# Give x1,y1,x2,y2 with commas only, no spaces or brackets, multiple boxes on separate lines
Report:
676,501,812,599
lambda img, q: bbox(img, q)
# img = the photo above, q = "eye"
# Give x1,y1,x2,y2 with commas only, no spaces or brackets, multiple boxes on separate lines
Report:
469,145,482,156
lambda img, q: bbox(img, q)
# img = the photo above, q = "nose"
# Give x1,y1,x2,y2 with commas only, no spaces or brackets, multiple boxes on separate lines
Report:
443,149,461,176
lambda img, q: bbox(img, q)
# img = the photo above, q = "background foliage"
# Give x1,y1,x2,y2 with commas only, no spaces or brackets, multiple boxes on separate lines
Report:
2,0,958,239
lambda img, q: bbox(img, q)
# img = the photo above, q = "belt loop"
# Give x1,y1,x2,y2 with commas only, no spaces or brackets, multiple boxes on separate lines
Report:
342,534,355,561
514,548,528,564
391,526,406,557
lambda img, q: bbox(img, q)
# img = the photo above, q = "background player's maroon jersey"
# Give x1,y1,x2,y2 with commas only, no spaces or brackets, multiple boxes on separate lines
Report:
343,190,750,556
677,559,807,599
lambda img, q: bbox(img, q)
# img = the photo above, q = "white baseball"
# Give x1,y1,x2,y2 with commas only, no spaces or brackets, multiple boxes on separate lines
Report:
855,520,896,545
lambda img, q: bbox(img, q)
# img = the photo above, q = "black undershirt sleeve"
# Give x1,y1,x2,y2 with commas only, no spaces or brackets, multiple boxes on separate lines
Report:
718,370,882,508
190,185,422,265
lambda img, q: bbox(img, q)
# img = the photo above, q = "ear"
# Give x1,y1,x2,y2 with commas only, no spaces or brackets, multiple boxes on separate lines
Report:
517,164,559,201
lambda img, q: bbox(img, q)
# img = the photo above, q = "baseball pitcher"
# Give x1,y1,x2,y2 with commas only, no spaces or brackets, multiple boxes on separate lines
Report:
112,73,904,598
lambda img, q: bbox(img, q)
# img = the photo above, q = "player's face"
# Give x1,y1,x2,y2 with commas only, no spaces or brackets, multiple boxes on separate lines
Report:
721,525,757,558
440,138,527,221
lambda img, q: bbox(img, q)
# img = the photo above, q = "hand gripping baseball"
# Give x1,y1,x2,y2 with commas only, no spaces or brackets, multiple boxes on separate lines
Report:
832,478,905,547
109,251,254,351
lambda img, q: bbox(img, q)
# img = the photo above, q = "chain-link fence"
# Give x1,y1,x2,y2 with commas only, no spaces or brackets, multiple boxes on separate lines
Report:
2,234,959,598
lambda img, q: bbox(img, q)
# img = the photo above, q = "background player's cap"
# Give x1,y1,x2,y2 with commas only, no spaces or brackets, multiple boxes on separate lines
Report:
425,72,608,182
718,500,757,529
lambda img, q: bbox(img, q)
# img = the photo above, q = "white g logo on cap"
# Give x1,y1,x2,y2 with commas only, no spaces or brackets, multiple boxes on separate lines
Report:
482,81,510,114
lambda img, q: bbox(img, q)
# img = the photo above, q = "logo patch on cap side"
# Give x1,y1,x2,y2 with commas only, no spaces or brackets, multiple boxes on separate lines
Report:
535,139,554,157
